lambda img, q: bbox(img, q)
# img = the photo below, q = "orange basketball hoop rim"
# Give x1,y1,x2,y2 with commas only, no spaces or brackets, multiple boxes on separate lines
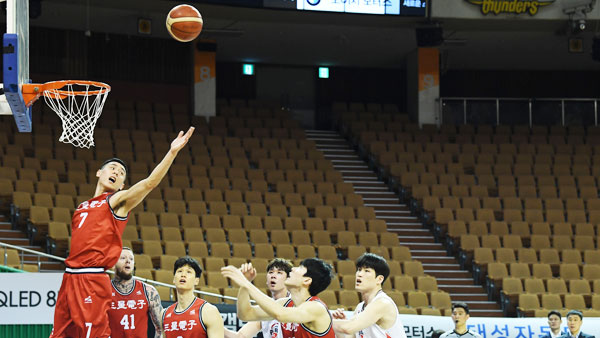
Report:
22,80,111,107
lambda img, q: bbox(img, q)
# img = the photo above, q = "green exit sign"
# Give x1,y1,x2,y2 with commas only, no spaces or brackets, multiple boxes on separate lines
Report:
242,64,255,76
318,67,329,79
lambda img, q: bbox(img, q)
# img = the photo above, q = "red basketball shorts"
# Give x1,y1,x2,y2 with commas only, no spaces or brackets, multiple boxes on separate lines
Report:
50,269,112,338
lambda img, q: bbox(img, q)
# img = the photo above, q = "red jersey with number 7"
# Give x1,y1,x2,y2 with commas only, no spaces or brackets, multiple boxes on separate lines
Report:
108,280,150,338
65,192,129,269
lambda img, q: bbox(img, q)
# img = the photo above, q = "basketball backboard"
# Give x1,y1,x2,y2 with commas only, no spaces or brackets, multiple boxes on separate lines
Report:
3,0,32,132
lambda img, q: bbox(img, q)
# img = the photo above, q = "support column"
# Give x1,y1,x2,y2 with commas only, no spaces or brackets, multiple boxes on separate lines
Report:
407,47,440,126
194,41,217,118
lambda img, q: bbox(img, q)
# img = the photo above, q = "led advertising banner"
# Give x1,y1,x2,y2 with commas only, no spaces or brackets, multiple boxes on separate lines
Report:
295,0,426,15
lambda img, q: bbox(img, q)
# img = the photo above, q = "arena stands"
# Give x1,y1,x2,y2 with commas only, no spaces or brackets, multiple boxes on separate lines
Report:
0,97,454,316
339,104,600,317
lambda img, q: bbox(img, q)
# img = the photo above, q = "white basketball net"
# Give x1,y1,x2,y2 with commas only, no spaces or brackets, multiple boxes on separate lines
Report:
43,81,110,148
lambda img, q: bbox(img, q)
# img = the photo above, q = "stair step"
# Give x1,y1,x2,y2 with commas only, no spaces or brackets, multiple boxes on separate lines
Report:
440,286,483,293
0,223,14,231
362,195,399,200
355,187,391,192
344,181,382,185
308,137,346,141
20,253,56,262
0,230,28,238
36,262,65,271
386,222,423,227
306,129,338,133
363,196,401,200
436,278,475,284
374,208,410,213
383,223,422,228
381,222,422,227
331,159,365,163
365,202,406,207
323,154,359,158
368,205,409,210
395,234,433,239
316,144,350,148
359,191,397,196
400,243,444,250
469,310,504,317
340,173,377,178
393,229,432,235
353,187,388,191
380,216,420,220
398,235,435,240
448,294,491,302
460,301,502,310
389,227,429,232
426,271,473,278
354,186,390,191
0,237,29,244
336,170,372,173
422,263,461,270
415,257,457,263
411,250,449,257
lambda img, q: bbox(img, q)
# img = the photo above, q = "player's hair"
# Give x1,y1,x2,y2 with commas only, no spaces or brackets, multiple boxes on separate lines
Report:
267,258,292,276
547,310,561,319
299,258,333,296
452,302,470,314
173,256,203,278
122,246,133,253
431,329,446,338
355,253,390,285
100,157,128,177
566,309,583,320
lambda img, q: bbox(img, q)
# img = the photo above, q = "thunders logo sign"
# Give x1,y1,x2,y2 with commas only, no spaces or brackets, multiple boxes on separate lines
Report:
465,0,555,16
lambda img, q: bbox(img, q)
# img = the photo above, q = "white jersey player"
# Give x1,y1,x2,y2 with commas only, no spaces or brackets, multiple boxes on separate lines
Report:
332,253,407,338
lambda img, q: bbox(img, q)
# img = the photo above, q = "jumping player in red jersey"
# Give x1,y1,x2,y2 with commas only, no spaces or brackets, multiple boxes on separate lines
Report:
50,127,195,338
162,257,224,338
222,258,336,338
108,247,164,338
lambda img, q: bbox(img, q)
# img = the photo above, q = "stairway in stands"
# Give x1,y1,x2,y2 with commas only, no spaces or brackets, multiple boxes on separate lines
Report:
0,215,64,271
306,130,503,317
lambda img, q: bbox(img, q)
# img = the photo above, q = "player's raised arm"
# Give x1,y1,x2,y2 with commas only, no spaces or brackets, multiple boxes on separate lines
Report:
221,263,273,322
235,284,275,321
332,298,391,335
110,127,194,216
222,265,321,324
331,309,353,338
144,284,165,338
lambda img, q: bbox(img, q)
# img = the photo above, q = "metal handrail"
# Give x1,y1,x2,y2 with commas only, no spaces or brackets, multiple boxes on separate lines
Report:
438,97,600,127
0,241,235,302
440,96,599,101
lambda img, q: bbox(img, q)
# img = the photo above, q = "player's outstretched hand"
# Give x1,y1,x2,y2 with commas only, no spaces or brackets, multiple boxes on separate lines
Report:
170,127,195,153
221,265,250,288
240,263,257,282
331,308,347,320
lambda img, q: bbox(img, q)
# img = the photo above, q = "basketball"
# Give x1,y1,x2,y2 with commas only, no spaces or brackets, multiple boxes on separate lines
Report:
166,4,203,42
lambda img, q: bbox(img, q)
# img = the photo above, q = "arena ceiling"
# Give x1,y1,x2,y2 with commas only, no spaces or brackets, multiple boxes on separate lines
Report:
17,0,600,70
